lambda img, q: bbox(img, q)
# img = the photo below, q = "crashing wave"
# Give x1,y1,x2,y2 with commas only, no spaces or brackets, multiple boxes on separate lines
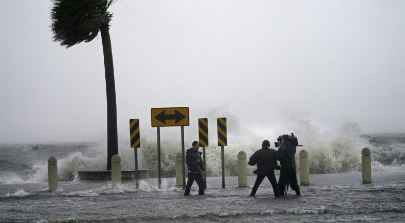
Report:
0,123,404,183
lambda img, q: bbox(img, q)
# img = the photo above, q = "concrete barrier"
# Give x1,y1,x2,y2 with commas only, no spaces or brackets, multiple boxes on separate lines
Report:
48,157,58,192
111,154,122,186
77,170,149,180
237,151,247,187
176,153,183,187
299,150,309,186
362,148,372,184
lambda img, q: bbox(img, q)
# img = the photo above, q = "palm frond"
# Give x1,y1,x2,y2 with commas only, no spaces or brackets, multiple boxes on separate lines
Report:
51,0,113,47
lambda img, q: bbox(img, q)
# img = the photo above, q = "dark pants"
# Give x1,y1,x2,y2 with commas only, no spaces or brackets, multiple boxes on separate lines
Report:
278,168,300,195
184,172,205,195
250,171,280,197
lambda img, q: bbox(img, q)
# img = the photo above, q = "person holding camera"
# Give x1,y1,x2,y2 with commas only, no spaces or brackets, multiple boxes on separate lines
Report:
277,134,300,196
248,140,281,197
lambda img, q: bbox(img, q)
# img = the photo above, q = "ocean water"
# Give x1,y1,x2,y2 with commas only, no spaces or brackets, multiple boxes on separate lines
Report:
0,134,404,222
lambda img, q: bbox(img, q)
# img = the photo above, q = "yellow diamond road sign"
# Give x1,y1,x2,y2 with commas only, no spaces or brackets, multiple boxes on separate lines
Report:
151,107,190,127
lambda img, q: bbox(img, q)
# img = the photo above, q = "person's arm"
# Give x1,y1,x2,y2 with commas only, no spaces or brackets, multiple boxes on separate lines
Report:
248,151,259,166
199,153,204,171
276,148,282,161
272,150,281,169
275,149,280,161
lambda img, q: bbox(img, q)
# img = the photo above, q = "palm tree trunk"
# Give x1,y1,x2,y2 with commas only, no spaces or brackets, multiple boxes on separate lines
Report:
100,23,118,170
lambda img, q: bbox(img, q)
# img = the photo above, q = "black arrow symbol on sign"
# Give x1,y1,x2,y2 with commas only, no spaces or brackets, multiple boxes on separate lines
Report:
155,110,186,124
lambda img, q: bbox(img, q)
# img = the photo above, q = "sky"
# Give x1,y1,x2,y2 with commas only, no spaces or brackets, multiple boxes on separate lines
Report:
0,0,404,144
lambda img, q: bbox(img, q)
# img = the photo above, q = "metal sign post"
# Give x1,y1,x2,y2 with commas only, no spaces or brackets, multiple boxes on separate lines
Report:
202,147,206,188
129,119,141,188
151,107,190,189
157,127,161,188
221,146,225,188
198,118,209,188
217,117,227,189
134,148,139,189
134,149,138,171
181,126,186,189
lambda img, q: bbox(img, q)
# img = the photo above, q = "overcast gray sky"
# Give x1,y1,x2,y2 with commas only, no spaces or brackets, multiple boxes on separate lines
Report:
1,0,404,144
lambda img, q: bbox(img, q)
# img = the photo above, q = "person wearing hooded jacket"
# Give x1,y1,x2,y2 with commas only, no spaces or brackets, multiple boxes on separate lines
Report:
184,141,205,196
248,140,281,197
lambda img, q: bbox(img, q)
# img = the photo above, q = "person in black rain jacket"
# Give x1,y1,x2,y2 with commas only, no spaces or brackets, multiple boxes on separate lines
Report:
277,133,300,196
184,141,205,196
248,140,281,197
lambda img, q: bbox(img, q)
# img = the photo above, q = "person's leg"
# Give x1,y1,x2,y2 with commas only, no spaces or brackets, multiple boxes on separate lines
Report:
288,169,300,195
195,173,205,195
184,173,195,196
278,169,287,196
267,172,280,197
250,174,265,196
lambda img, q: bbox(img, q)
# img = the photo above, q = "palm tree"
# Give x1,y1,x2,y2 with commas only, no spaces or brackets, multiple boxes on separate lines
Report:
51,0,118,170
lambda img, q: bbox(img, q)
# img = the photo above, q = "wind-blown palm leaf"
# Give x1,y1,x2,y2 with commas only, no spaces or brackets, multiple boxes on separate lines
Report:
51,0,113,47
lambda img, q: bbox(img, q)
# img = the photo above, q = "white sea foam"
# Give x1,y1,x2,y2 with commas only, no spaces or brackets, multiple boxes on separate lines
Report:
371,161,405,172
283,206,327,215
3,188,31,198
32,221,48,223
63,179,180,197
0,172,26,184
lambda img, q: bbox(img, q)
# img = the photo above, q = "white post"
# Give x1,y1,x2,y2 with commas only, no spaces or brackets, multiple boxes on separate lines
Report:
175,153,183,187
299,150,309,186
48,157,58,192
111,154,122,186
362,148,372,184
237,151,247,187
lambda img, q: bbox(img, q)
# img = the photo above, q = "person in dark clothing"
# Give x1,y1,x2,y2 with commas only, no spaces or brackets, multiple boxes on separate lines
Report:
248,140,281,197
184,141,205,196
277,133,300,196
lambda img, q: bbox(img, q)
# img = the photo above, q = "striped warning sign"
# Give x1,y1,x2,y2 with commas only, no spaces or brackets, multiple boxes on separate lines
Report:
217,117,227,146
129,119,140,148
199,118,209,147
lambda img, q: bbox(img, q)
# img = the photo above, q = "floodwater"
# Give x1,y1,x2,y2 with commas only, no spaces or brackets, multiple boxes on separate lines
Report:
1,172,404,222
